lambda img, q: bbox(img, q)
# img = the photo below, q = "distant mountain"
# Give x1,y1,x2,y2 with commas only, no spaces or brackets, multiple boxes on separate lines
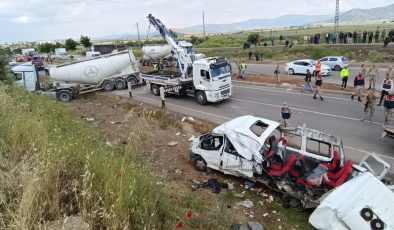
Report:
324,3,394,23
184,14,331,33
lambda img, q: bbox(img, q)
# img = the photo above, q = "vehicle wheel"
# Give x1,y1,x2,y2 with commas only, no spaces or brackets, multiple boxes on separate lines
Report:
102,81,114,91
195,157,207,171
151,84,160,96
127,76,138,85
360,208,374,221
334,65,342,71
196,91,207,105
288,68,294,75
282,194,303,210
370,218,384,230
115,78,126,90
58,90,72,102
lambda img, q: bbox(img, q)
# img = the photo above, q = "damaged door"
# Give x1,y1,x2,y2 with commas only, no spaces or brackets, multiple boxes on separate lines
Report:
221,137,254,178
199,134,224,171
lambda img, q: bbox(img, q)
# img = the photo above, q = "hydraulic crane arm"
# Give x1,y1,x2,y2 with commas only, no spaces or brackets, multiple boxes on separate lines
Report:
147,14,193,79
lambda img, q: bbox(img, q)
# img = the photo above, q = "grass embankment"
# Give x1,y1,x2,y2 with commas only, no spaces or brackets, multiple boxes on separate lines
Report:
0,85,177,229
197,44,394,63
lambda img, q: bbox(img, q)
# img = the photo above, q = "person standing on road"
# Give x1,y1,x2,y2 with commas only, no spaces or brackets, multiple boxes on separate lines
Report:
280,102,292,128
351,72,365,102
315,59,321,77
360,64,367,79
274,65,280,85
240,60,247,80
159,86,166,109
378,75,393,106
313,73,324,101
387,66,393,80
367,64,379,90
383,94,394,124
248,51,253,60
361,89,378,122
341,66,350,89
301,69,314,93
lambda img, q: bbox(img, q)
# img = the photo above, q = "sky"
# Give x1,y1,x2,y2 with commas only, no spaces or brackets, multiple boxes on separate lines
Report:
0,0,393,42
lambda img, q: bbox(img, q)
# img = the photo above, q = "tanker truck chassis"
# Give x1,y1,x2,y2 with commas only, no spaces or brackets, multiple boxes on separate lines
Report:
12,50,142,102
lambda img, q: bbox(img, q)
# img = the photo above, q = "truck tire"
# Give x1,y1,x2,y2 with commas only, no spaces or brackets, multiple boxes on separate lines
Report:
58,90,72,102
127,76,138,85
151,84,160,96
196,91,207,105
195,157,207,172
115,78,126,90
102,81,114,91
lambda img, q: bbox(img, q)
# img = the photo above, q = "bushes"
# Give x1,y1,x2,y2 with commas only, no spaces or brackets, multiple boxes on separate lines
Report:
0,85,178,229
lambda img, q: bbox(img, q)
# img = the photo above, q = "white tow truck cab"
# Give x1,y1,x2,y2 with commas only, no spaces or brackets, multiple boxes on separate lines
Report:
141,14,232,105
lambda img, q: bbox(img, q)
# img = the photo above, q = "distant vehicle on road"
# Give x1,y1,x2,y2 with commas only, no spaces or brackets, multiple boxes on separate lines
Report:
284,59,331,76
319,56,349,71
31,56,44,71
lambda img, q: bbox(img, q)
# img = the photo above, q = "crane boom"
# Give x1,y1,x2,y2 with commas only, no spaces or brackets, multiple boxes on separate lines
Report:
147,14,193,79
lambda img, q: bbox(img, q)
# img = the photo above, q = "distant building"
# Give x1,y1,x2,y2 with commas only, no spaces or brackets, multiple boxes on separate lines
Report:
92,44,126,55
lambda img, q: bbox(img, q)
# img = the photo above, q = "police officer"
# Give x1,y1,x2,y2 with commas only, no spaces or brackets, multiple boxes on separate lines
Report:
367,64,379,89
341,66,350,89
383,93,394,124
378,74,393,106
351,72,365,102
240,60,247,80
361,89,378,122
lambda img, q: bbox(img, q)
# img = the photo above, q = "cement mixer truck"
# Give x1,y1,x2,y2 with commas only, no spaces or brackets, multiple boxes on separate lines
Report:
11,50,141,102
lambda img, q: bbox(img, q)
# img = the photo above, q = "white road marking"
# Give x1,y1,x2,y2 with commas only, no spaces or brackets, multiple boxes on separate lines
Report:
127,93,392,161
234,84,353,101
231,97,383,125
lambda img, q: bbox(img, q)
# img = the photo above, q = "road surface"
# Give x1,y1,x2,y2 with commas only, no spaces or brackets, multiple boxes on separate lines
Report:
232,63,389,87
113,82,394,166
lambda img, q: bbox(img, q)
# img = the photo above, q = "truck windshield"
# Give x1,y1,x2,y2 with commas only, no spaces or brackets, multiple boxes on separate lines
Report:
211,64,231,77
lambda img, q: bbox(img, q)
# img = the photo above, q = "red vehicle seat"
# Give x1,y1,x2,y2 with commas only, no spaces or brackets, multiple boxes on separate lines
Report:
321,150,340,171
269,154,297,177
323,160,353,187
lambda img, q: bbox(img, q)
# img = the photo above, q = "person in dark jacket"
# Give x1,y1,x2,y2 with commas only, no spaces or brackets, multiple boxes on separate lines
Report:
301,69,314,93
351,72,365,102
313,73,324,101
378,75,393,106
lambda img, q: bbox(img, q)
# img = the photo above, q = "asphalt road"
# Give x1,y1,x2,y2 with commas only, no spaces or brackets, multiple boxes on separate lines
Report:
232,63,389,87
112,82,394,166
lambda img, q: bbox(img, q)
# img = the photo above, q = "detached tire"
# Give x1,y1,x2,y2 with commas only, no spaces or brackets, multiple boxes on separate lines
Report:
58,90,72,102
115,78,126,90
282,194,303,210
102,81,114,91
370,219,384,230
360,208,374,221
151,84,160,96
195,157,207,172
196,91,207,105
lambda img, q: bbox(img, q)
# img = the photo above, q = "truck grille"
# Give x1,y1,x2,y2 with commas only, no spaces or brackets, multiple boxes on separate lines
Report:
221,88,230,96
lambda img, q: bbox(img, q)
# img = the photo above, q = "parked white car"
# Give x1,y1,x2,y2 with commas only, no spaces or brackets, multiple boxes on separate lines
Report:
284,59,331,76
319,56,349,71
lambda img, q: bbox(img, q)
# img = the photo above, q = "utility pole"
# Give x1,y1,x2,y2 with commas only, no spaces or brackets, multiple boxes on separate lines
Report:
136,22,141,41
334,0,339,33
202,11,206,40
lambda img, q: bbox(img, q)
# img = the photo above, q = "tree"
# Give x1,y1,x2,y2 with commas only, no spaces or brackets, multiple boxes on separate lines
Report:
38,43,55,54
80,35,92,48
190,35,199,45
0,48,10,81
169,29,178,39
55,42,64,48
12,48,22,55
247,33,261,47
65,38,77,51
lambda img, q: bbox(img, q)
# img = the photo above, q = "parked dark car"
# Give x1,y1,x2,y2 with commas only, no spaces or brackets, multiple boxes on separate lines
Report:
32,56,44,71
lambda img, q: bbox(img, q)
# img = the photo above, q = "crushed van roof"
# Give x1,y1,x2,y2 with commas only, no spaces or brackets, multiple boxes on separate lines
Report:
213,115,280,161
